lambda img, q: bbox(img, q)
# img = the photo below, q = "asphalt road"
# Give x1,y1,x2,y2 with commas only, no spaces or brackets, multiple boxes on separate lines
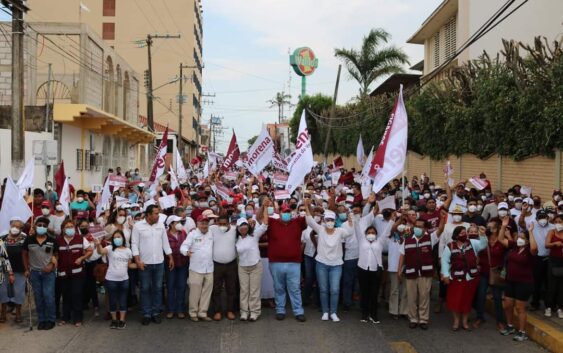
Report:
0,300,546,353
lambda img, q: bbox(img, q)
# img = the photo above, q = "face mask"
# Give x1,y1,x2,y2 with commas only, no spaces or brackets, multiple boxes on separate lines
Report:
117,216,126,225
498,210,508,217
299,211,306,217
113,237,124,247
453,215,462,223
219,225,229,233
468,205,477,213
366,233,376,242
554,195,562,202
239,212,247,219
10,227,20,235
314,215,321,223
537,219,548,227
556,224,563,232
325,221,335,229
79,227,88,235
36,226,47,235
481,195,487,202
246,210,254,217
423,193,431,199
457,234,467,242
413,227,423,237
199,202,209,208
548,213,555,220
508,195,514,202
338,213,347,221
267,207,274,215
211,206,219,212
131,211,140,218
253,198,259,204
77,197,84,203
429,186,435,191
55,205,63,212
174,223,184,231
477,205,483,212
397,224,406,233
516,238,526,247
46,185,52,191
486,192,492,197
281,213,291,222
64,228,75,237
514,202,522,210
41,208,50,216
97,217,106,226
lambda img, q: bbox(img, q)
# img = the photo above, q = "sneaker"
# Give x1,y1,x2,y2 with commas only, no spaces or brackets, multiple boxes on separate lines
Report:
45,321,55,330
110,320,118,329
249,315,258,322
360,316,369,323
240,313,248,321
275,313,286,321
419,323,428,330
368,317,380,324
198,316,213,322
189,316,199,322
409,322,418,329
37,322,46,330
141,317,151,326
500,325,515,336
330,314,340,322
118,321,126,329
545,308,552,317
295,315,306,322
513,331,529,342
151,315,162,324
558,309,563,319
321,313,329,321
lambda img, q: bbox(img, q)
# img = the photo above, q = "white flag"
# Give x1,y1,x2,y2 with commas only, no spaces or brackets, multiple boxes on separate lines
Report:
203,159,209,178
361,146,374,198
59,178,71,216
286,110,314,194
176,149,188,183
16,159,35,197
169,167,180,190
371,85,408,193
0,177,33,233
356,135,365,166
246,127,274,176
79,2,90,12
96,177,111,218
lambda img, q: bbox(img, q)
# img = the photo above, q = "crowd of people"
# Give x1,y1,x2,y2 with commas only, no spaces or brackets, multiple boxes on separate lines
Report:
0,165,562,344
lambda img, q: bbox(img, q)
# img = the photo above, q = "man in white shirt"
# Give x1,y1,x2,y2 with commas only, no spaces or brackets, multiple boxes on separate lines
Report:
131,205,174,325
180,214,214,321
209,212,238,321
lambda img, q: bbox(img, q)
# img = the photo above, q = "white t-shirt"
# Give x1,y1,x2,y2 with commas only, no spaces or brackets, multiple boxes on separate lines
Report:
104,246,132,282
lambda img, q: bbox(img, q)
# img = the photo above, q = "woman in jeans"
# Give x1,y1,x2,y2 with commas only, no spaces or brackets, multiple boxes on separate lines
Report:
0,217,26,324
165,216,188,319
545,215,563,319
95,230,134,329
304,200,353,322
474,219,506,330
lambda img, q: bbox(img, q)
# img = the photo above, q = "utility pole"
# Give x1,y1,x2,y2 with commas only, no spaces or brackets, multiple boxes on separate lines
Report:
3,0,29,175
178,63,196,157
44,63,52,132
209,115,224,153
323,65,341,163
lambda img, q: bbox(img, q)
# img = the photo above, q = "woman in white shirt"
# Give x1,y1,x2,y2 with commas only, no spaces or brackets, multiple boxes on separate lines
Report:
304,199,353,322
95,230,135,330
235,209,268,322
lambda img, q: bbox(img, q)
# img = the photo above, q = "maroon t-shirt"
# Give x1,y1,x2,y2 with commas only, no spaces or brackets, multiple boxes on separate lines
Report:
267,217,307,263
420,209,441,233
506,240,534,283
478,240,506,275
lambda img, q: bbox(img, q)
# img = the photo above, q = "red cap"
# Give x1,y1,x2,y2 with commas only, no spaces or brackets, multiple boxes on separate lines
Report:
196,214,209,222
280,204,291,212
41,201,51,207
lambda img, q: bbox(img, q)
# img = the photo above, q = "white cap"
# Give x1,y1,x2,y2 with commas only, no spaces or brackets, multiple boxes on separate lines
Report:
236,218,249,227
251,185,259,191
166,215,182,227
138,183,145,188
523,197,534,205
202,209,219,218
558,200,563,206
498,202,509,210
9,216,22,222
324,210,336,220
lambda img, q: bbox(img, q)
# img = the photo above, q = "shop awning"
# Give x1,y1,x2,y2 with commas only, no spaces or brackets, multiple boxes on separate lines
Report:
53,104,156,144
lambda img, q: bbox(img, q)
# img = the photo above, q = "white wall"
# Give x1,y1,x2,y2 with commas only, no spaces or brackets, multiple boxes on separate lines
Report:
466,0,563,60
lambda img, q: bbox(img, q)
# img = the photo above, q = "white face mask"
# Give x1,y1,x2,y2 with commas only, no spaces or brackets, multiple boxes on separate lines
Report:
219,225,229,233
366,234,376,242
498,210,508,218
299,211,306,217
10,227,20,235
97,217,106,226
174,223,183,231
252,198,259,204
481,195,487,202
116,216,126,224
55,205,63,212
325,221,335,229
508,195,514,202
516,238,526,247
468,205,477,213
556,224,563,232
453,215,463,223
314,215,322,223
397,224,406,232
41,208,50,216
423,193,431,199
77,197,84,203
477,205,483,212
538,219,548,227
514,202,522,210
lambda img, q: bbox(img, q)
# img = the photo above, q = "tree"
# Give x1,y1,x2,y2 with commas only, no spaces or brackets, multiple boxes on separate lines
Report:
247,135,258,148
268,91,292,123
289,94,333,153
334,28,409,97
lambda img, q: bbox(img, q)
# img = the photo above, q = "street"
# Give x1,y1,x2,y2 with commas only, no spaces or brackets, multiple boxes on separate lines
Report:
0,301,545,353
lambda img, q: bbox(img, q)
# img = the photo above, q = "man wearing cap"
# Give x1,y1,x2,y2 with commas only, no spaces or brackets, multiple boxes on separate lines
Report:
510,197,525,219
22,217,58,330
208,212,238,321
482,191,505,222
258,199,307,322
181,213,214,321
131,205,174,325
497,202,518,238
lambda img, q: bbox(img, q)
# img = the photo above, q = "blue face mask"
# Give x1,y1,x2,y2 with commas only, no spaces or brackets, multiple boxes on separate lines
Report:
267,207,275,215
113,237,123,247
281,213,291,222
131,211,140,217
36,226,48,235
338,213,347,221
65,228,75,237
246,210,254,217
413,227,423,238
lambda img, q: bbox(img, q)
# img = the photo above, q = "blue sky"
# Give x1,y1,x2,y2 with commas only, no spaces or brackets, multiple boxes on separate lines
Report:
202,0,442,152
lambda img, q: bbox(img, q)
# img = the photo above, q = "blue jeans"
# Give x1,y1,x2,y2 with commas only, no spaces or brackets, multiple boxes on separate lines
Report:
30,270,56,323
341,258,358,307
269,262,304,316
316,261,343,315
139,263,165,318
105,280,129,313
167,266,188,313
303,255,317,305
474,275,505,324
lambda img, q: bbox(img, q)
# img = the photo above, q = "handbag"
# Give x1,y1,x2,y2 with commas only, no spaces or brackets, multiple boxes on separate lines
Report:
93,263,108,283
487,244,505,286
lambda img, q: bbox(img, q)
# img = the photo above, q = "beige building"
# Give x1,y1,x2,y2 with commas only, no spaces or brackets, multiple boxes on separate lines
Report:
27,0,204,158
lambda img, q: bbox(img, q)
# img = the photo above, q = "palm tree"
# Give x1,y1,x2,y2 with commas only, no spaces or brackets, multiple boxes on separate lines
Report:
267,91,292,123
334,28,409,97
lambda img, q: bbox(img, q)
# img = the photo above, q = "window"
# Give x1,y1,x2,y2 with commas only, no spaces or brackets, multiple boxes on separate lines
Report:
433,32,440,68
84,150,91,171
102,22,115,40
103,0,116,16
445,17,457,60
76,149,84,171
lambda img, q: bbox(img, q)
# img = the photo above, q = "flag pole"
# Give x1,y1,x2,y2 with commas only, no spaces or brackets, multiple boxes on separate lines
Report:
401,170,406,208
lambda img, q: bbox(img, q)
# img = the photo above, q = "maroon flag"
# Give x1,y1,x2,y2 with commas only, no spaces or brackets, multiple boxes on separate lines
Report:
54,160,66,197
369,97,400,178
221,130,240,171
149,127,169,185
333,156,344,169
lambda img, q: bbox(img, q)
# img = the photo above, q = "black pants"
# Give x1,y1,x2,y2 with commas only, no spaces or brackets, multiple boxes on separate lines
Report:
357,267,381,320
83,260,100,309
531,256,548,308
211,260,238,314
547,260,563,310
59,276,85,323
